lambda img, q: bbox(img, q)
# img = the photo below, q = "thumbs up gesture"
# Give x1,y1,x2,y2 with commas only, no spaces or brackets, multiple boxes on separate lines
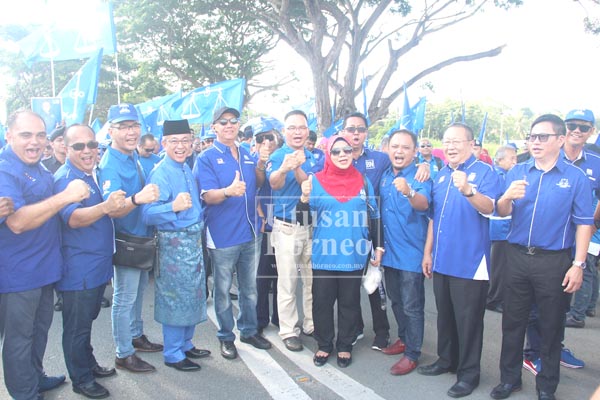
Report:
226,171,246,197
301,174,312,201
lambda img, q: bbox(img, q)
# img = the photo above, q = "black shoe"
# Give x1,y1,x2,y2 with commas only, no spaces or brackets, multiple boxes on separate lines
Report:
313,353,329,367
586,309,596,318
54,300,63,312
39,374,66,392
185,347,211,359
92,365,116,378
447,381,476,398
164,358,201,372
115,354,156,373
73,381,110,399
565,314,585,328
336,354,352,368
100,297,110,308
132,334,163,352
283,336,303,352
417,362,453,376
490,382,522,399
241,334,272,350
220,340,238,360
537,390,556,400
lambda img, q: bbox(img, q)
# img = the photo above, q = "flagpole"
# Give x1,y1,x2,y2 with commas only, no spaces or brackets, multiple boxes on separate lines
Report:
114,53,121,104
88,104,95,125
50,58,56,97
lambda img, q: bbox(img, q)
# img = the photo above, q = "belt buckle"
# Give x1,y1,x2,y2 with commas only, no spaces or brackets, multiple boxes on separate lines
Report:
526,246,536,256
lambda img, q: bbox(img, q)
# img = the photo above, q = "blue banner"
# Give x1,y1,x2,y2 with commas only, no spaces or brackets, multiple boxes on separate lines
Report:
170,78,246,125
58,48,103,126
31,97,62,132
136,91,182,138
478,112,488,144
293,98,318,131
18,2,116,65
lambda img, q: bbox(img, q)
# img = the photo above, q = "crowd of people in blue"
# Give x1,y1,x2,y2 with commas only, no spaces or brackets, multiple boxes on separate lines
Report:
0,103,599,400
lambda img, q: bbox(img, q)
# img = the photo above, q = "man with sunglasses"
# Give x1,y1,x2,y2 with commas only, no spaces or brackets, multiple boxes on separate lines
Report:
137,134,161,177
195,107,272,360
0,111,91,399
417,138,444,180
54,124,127,398
491,114,593,400
99,103,163,374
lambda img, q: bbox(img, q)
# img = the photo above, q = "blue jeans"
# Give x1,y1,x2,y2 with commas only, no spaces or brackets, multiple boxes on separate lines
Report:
112,266,149,358
384,267,425,361
209,236,261,341
569,253,599,320
61,284,106,386
162,324,195,363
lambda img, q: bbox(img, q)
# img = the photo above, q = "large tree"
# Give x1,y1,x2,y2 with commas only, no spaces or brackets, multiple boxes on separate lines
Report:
221,0,523,131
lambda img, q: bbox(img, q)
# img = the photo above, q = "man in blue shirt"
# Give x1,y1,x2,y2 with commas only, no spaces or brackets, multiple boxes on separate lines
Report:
137,133,161,177
306,130,325,171
420,122,500,399
267,110,318,352
491,114,593,400
55,124,127,398
143,119,209,373
417,138,444,180
0,110,90,399
98,103,163,374
195,107,272,360
379,130,432,376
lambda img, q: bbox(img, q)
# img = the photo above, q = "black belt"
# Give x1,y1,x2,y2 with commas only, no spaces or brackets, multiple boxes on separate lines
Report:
511,243,570,256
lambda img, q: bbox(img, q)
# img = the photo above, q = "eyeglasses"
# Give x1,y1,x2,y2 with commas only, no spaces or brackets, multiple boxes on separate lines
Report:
112,123,141,131
255,134,275,144
217,118,239,126
285,125,308,132
166,138,192,146
420,144,432,148
70,140,99,151
143,148,155,153
330,146,353,156
442,139,470,147
566,123,592,133
344,126,367,134
526,133,561,143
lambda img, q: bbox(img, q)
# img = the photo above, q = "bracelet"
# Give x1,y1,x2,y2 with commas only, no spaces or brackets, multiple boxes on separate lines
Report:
375,247,385,253
131,194,139,206
223,188,230,198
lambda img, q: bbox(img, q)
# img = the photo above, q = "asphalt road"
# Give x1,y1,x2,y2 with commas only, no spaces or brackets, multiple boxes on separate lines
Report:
1,277,598,400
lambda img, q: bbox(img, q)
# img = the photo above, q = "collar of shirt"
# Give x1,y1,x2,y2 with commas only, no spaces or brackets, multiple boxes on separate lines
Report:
392,161,418,178
561,148,585,164
525,156,568,174
107,145,138,163
443,154,477,172
213,139,237,155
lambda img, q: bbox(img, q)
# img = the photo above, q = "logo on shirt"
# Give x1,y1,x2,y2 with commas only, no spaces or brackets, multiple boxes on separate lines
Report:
103,180,111,191
468,172,476,181
365,159,375,169
438,175,446,184
557,178,571,189
217,158,225,165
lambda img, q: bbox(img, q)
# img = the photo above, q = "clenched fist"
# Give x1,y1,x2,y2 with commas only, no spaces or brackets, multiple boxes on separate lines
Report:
136,183,160,204
172,192,193,212
102,190,126,214
451,170,470,195
0,197,14,218
64,179,90,203
393,177,411,197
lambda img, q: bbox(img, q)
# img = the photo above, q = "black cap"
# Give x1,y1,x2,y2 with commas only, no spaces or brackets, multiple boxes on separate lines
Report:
163,119,191,136
212,107,240,124
49,125,65,142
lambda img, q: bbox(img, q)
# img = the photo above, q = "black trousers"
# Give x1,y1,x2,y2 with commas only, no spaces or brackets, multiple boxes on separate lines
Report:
312,268,362,353
487,240,509,308
256,232,279,329
433,272,488,386
500,244,571,394
0,284,54,400
61,284,106,386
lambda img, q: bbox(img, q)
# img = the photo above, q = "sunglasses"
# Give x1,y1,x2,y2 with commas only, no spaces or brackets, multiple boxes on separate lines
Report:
344,126,367,134
526,133,560,143
420,144,432,148
217,118,239,126
70,140,99,151
143,148,154,153
566,123,592,133
255,134,275,144
330,146,353,156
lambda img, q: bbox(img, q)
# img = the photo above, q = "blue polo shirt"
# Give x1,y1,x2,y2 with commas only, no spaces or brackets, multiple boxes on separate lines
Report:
431,155,500,280
489,166,511,241
253,153,272,232
506,158,593,250
0,146,63,293
138,152,161,177
195,140,258,248
353,147,391,195
309,176,379,272
266,144,319,221
562,148,600,199
142,156,202,230
311,148,325,171
54,160,113,291
380,163,432,273
98,146,151,237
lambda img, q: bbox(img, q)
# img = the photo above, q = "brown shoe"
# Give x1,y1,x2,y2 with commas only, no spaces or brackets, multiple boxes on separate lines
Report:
132,334,163,352
115,354,156,373
382,339,406,355
390,355,417,375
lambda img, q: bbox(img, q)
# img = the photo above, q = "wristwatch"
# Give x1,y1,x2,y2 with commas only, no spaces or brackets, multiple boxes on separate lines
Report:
572,260,587,269
408,188,416,199
464,184,477,198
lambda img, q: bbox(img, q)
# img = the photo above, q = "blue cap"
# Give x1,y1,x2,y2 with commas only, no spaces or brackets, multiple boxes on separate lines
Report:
202,130,217,140
107,103,139,124
565,109,595,124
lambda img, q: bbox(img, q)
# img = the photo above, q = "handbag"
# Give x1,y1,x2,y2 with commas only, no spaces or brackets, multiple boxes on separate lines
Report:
113,231,157,271
362,259,383,294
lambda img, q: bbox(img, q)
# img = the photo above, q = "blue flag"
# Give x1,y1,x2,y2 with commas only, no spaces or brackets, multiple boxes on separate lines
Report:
0,123,5,148
362,71,369,118
90,117,103,134
170,79,246,124
294,98,318,131
58,48,103,126
31,97,62,131
399,84,411,129
322,119,344,138
386,93,427,136
136,91,182,138
18,2,116,65
478,112,488,144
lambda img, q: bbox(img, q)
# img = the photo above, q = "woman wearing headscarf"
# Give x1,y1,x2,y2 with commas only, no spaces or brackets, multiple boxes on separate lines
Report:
297,135,383,368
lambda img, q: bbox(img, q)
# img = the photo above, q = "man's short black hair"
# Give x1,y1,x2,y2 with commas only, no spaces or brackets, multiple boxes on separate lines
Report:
284,109,308,122
308,130,317,142
343,112,368,128
446,122,474,141
530,114,566,136
389,129,417,148
140,133,156,145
